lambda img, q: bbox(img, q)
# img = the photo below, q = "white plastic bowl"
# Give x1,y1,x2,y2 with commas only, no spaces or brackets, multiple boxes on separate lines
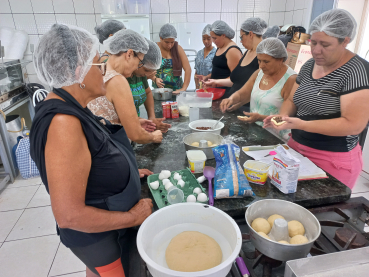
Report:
189,119,224,135
137,203,242,277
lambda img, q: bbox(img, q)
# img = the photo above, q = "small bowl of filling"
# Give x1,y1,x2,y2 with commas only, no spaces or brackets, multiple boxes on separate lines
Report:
189,119,224,135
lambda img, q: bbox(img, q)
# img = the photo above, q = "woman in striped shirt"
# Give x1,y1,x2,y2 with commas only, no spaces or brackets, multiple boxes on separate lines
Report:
264,9,369,189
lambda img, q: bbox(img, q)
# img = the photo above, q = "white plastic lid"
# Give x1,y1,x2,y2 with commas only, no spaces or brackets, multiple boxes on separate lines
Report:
186,150,207,161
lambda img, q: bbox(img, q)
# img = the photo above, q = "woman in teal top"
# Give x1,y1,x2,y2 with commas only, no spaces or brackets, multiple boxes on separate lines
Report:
152,24,191,94
220,38,297,141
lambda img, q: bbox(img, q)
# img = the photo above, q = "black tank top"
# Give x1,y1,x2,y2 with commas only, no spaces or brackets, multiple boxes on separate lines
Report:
30,92,131,247
211,45,242,79
226,51,259,98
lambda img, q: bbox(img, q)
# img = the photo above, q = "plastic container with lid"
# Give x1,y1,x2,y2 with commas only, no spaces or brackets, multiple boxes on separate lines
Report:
166,186,184,205
243,160,270,185
186,150,207,173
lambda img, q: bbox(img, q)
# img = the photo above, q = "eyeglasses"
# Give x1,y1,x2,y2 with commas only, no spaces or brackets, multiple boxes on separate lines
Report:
134,52,145,69
90,62,107,76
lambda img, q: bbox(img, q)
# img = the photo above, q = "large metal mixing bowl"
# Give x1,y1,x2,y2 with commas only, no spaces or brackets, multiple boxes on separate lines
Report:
152,88,173,101
245,199,321,261
183,133,224,159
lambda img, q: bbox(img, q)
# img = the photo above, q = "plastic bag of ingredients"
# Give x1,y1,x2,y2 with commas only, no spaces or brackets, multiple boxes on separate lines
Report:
212,142,254,199
271,145,300,194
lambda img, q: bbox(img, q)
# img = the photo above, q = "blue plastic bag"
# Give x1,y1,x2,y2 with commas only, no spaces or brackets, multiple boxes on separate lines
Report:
212,143,254,199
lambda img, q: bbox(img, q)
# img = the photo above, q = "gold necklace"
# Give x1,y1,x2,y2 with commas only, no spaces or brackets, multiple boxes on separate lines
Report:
261,65,284,86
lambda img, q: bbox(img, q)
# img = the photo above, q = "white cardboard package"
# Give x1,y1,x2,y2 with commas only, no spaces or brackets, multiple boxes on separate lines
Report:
271,145,300,194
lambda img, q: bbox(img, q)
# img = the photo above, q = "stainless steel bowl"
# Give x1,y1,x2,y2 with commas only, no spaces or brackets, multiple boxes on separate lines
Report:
152,88,173,101
245,199,321,261
183,133,223,159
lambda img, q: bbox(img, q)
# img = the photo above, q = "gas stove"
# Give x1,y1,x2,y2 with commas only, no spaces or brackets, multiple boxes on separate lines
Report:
134,197,369,277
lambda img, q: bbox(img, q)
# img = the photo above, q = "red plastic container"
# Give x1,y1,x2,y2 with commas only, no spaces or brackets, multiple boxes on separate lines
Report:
196,88,226,100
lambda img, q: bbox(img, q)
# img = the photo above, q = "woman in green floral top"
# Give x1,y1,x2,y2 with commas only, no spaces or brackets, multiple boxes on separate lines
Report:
153,24,191,94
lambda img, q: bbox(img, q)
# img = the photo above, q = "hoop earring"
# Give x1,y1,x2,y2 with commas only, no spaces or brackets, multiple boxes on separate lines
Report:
79,83,86,89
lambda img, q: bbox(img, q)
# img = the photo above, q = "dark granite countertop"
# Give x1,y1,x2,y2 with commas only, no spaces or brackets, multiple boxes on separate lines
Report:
134,97,351,218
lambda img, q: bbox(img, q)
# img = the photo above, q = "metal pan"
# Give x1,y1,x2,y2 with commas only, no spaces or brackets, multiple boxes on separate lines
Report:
152,88,173,101
245,199,321,261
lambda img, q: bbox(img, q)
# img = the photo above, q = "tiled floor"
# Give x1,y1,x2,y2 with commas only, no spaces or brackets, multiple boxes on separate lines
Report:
0,175,86,277
1,173,369,277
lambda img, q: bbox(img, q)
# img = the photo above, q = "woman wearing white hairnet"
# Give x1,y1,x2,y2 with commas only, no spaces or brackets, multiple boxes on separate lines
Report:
88,29,163,144
30,24,153,277
194,24,216,89
153,23,191,94
220,38,297,141
126,39,171,132
205,18,269,103
264,9,369,189
205,20,243,94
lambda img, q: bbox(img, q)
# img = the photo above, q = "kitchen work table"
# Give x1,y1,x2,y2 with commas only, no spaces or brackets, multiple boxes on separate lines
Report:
135,98,351,218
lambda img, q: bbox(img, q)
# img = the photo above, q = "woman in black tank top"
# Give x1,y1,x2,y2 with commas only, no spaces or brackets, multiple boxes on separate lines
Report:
205,18,267,104
29,24,153,277
206,20,243,92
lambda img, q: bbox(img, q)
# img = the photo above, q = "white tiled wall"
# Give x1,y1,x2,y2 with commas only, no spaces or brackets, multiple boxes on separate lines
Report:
0,0,313,87
149,0,313,49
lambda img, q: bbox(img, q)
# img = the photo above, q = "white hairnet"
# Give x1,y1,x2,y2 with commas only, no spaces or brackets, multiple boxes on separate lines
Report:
33,24,99,88
143,39,162,70
211,20,235,39
159,23,177,39
95,20,126,44
202,24,212,36
256,37,288,62
241,18,268,36
103,29,149,55
262,25,280,39
309,9,357,42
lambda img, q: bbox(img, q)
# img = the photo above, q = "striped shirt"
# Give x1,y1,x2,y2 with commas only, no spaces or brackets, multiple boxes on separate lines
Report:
292,56,369,152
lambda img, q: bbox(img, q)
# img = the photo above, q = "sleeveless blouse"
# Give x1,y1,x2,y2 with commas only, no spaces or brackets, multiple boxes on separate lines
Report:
87,70,121,124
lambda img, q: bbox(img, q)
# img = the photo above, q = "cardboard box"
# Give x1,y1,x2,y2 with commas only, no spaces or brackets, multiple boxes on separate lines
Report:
286,42,312,73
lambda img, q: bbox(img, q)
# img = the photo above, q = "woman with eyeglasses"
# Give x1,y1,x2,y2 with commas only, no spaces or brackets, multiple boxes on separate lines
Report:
94,20,170,133
152,23,191,94
30,24,153,277
88,29,163,144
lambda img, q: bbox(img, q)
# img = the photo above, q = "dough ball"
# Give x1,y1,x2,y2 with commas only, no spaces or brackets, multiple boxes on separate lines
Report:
165,182,173,190
251,218,271,234
290,235,309,245
178,179,185,188
162,179,171,185
191,142,199,147
278,240,290,244
267,214,285,227
187,195,196,202
207,141,212,147
197,193,207,202
257,232,270,240
193,187,202,194
288,220,305,237
165,231,222,272
211,144,218,147
149,181,159,190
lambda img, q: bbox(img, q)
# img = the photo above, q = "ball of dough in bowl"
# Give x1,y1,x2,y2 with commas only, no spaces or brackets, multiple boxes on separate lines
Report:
278,240,290,244
252,218,271,234
257,232,270,240
191,142,199,147
207,141,212,147
267,214,285,227
288,220,305,237
290,235,309,245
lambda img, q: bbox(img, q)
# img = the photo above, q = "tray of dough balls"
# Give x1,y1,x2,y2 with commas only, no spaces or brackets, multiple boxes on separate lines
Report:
148,168,209,209
245,199,321,261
